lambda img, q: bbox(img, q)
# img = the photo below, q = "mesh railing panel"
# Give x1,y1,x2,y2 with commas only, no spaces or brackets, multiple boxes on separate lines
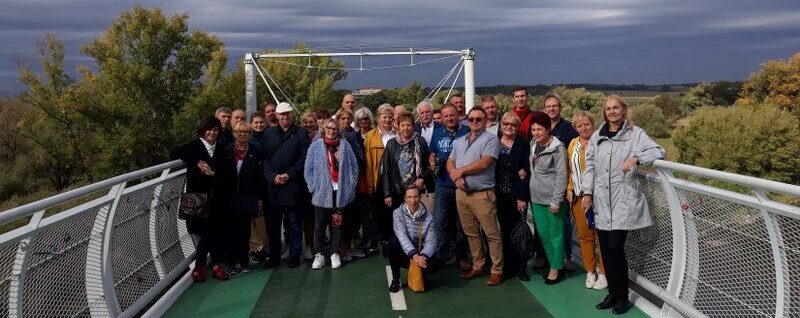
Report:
110,184,163,312
22,205,107,317
776,215,800,317
155,176,189,273
0,242,20,317
627,174,674,290
677,189,776,317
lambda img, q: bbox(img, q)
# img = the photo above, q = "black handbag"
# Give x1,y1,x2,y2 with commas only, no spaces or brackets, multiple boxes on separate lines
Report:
178,193,210,220
510,212,535,260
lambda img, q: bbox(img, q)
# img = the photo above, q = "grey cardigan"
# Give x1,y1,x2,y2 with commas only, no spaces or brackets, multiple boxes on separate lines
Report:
581,121,665,231
528,137,568,208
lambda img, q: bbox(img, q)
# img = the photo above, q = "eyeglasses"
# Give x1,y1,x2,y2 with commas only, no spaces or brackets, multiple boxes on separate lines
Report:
324,126,339,131
467,117,485,123
358,117,371,121
501,122,517,127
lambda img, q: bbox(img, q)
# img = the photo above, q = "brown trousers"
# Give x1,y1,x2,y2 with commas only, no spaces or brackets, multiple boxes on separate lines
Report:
571,196,605,274
456,188,503,274
249,215,268,252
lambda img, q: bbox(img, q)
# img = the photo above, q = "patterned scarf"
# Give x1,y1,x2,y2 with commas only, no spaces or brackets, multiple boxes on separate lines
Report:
323,137,340,183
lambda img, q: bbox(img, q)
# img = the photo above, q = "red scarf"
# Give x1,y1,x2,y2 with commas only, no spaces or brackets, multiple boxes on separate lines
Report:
323,137,340,183
512,107,533,139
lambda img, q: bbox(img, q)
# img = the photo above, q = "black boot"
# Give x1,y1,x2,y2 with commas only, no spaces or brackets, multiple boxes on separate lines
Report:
612,299,632,315
517,264,530,281
596,294,616,310
389,277,401,293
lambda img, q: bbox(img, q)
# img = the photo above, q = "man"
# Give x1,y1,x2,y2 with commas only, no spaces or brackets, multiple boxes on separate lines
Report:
481,96,500,136
341,93,357,112
432,108,443,124
450,94,466,121
542,93,580,272
263,102,278,127
510,86,534,140
260,102,309,269
215,107,233,147
447,107,503,286
428,103,470,272
393,105,407,129
232,109,246,127
413,101,440,145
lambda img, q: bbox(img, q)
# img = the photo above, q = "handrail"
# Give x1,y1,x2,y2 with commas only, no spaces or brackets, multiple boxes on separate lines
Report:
0,160,184,225
653,160,800,196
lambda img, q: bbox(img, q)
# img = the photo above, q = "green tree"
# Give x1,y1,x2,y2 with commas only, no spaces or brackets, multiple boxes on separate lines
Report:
680,82,714,114
397,81,427,107
652,95,681,123
548,86,605,119
736,52,800,122
672,105,800,183
17,34,90,190
710,81,742,106
77,5,226,176
631,103,670,138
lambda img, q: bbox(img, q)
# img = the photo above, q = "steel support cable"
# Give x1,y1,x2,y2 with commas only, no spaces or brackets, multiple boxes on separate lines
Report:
424,58,464,102
444,61,465,103
258,62,297,108
252,60,299,112
251,59,281,105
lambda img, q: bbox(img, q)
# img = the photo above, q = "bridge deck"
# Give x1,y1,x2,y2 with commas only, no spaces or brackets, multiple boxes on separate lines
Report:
163,256,648,317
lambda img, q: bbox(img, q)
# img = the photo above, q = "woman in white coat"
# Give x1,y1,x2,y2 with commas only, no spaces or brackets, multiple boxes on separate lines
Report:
581,95,665,315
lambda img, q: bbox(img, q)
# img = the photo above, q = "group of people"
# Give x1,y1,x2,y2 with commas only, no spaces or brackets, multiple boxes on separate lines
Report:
172,87,664,315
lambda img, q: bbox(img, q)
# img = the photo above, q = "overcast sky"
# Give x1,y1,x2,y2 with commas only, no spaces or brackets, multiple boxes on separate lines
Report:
2,0,799,95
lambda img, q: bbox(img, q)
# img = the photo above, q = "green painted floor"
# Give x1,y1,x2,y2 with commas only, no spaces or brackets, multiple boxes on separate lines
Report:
163,257,648,318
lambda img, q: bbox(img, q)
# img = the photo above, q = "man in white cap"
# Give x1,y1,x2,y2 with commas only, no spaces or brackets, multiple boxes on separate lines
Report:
260,102,309,269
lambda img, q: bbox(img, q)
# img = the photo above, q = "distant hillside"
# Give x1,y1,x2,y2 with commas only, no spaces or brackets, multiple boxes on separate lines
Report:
473,83,697,95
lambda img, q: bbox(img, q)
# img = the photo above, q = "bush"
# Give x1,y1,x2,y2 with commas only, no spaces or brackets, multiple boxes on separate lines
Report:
672,104,800,184
632,103,670,138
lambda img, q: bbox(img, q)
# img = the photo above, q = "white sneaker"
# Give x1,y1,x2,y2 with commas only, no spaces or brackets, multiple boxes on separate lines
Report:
585,272,597,289
303,247,314,260
331,253,342,269
312,253,325,270
593,273,608,290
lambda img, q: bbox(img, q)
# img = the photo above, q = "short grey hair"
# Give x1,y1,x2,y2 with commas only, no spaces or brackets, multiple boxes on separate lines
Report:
376,103,394,116
215,107,232,116
416,101,433,114
354,107,374,124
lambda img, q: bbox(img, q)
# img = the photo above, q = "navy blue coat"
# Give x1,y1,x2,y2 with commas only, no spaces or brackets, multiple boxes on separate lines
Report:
223,142,265,216
413,122,441,143
496,135,531,202
259,125,309,207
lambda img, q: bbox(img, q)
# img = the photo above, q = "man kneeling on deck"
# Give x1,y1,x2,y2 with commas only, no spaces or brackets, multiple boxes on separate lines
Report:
388,185,440,293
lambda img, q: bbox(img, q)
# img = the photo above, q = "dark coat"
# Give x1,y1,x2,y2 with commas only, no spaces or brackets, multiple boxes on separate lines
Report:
223,142,265,216
497,135,531,202
381,134,434,199
551,118,579,147
341,127,366,173
170,138,230,234
218,127,234,149
259,125,309,206
413,122,441,140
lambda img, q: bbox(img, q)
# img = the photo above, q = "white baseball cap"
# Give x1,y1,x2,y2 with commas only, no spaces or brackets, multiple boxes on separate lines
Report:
275,102,294,114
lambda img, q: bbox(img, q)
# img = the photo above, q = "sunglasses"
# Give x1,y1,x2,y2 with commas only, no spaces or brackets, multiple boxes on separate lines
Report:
501,122,517,127
358,117,371,121
467,117,485,123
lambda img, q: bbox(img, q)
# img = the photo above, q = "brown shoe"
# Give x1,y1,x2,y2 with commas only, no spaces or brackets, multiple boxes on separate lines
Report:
487,273,503,286
460,268,483,280
458,260,472,272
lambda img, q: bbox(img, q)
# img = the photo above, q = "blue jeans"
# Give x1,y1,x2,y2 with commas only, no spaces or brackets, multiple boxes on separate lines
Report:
268,205,302,259
433,186,469,262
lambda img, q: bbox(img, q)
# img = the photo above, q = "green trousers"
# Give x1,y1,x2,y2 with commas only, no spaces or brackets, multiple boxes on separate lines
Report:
531,202,567,270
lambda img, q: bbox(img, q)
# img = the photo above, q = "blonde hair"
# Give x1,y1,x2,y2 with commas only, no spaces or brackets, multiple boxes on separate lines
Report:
602,94,633,126
571,111,596,129
335,108,354,119
233,121,251,132
299,112,316,123
376,103,394,117
501,112,520,125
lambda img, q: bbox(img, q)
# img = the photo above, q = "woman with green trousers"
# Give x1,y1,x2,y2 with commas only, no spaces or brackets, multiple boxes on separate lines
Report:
527,111,569,285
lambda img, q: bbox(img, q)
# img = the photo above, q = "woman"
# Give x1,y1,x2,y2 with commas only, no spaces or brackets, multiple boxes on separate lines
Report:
495,112,531,281
170,116,229,282
354,107,374,140
566,111,607,290
223,121,265,274
582,95,664,314
335,108,367,259
250,112,267,143
388,185,438,293
301,112,320,141
304,119,359,269
365,104,397,247
527,111,569,285
381,112,433,210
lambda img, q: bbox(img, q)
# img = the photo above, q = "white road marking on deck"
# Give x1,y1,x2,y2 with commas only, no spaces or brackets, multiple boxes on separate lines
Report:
385,265,407,311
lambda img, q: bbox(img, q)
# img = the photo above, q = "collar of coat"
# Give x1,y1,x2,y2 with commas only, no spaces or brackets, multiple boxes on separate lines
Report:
598,120,631,144
530,135,564,156
401,202,428,220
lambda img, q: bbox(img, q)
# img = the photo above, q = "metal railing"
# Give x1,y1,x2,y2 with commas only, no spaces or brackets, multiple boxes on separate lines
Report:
2,158,799,317
0,160,192,317
627,160,800,318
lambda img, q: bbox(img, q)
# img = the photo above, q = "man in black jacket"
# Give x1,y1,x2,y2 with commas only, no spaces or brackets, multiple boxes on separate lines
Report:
260,102,309,268
216,107,234,148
